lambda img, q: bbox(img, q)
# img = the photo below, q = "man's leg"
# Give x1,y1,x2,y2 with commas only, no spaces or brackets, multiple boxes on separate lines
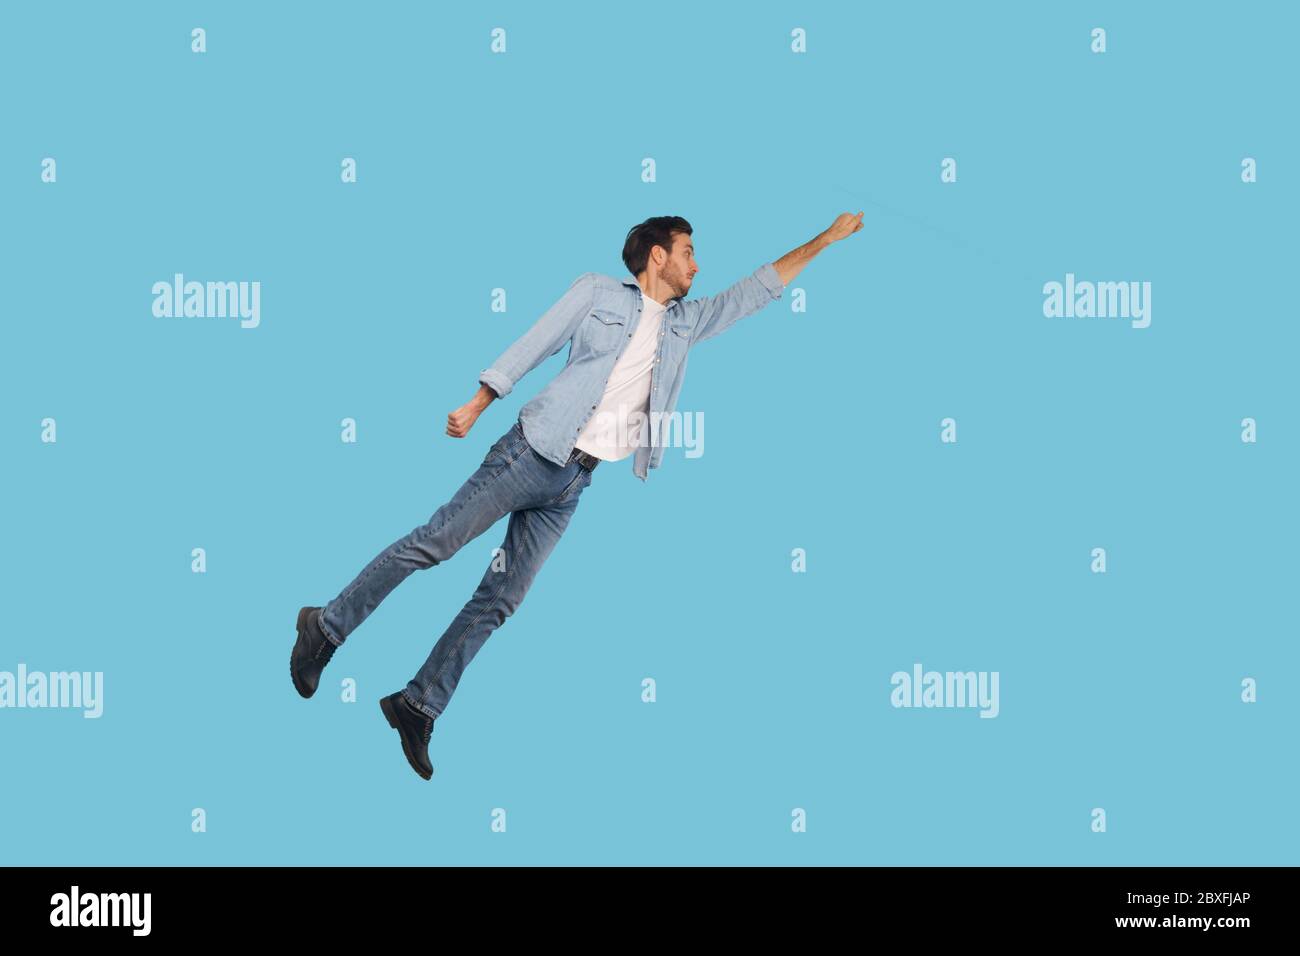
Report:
317,420,535,647
403,465,593,720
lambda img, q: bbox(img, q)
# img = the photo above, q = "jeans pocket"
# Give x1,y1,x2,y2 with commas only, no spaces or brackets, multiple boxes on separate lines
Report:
480,427,516,467
508,422,531,459
552,466,589,503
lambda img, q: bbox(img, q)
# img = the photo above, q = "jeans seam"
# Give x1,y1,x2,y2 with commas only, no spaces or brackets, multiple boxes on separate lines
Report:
510,422,529,459
402,689,436,720
418,509,527,712
333,441,520,617
550,466,586,505
486,424,527,468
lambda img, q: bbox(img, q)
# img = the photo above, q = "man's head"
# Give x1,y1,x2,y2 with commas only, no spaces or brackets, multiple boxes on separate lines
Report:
622,215,698,299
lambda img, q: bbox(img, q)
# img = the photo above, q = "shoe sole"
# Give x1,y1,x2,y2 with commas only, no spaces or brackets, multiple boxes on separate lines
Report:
380,695,434,780
290,607,317,699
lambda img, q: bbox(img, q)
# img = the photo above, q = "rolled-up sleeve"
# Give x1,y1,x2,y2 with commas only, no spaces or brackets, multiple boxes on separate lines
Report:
682,262,784,345
479,273,596,398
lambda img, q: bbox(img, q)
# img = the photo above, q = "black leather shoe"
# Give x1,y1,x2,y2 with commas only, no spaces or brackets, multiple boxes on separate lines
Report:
380,691,435,780
291,606,338,699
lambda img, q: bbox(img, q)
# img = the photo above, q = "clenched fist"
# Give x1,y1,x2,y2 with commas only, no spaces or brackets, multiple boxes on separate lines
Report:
446,384,499,438
446,403,481,438
825,211,865,242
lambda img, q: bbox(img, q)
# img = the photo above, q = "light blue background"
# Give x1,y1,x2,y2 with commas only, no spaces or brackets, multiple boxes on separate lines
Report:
2,1,1295,865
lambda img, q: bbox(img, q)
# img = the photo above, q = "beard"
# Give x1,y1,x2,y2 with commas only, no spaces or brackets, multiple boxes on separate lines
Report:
665,265,690,299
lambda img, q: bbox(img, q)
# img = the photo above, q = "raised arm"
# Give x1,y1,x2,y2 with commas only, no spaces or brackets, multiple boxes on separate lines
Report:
682,211,865,345
773,211,863,286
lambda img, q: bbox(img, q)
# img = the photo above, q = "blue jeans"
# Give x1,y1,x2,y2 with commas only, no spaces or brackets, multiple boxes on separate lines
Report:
317,419,595,721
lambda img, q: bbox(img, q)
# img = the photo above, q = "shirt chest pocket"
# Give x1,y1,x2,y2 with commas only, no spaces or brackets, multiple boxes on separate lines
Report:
578,308,627,355
667,321,692,352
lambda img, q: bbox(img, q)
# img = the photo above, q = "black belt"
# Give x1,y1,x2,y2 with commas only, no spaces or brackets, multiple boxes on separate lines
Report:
568,447,601,471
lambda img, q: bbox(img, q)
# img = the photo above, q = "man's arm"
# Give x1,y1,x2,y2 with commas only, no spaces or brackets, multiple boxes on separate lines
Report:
446,384,498,438
773,211,863,286
681,261,785,346
683,211,865,345
446,272,596,438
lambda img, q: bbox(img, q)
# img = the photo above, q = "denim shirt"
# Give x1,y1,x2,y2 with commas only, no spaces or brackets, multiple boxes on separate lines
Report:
478,262,786,481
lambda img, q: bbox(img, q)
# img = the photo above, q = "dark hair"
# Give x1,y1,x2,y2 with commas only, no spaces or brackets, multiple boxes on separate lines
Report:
622,216,693,277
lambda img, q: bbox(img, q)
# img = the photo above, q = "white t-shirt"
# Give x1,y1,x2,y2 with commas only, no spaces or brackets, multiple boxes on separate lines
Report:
574,293,667,461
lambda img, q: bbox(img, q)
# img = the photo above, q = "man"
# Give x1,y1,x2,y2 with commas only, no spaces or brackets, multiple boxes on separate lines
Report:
291,211,865,779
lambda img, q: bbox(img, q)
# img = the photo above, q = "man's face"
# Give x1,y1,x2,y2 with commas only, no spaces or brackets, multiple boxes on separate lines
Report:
656,232,698,299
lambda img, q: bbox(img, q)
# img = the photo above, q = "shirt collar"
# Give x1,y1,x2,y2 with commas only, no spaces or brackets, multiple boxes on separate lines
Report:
621,275,681,308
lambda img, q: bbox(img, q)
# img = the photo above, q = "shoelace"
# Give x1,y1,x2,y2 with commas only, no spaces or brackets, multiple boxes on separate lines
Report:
315,639,337,666
403,697,433,743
